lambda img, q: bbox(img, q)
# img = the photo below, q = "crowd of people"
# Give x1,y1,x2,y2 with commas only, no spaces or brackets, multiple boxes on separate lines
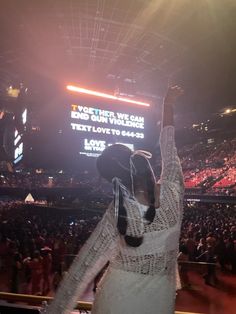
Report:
180,137,236,194
179,202,236,286
0,200,104,295
0,199,235,296
0,136,235,196
0,171,89,189
180,137,236,169
1,171,235,202
0,130,235,298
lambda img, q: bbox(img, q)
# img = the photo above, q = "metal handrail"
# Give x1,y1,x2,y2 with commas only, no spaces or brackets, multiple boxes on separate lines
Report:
0,292,204,314
178,261,217,266
0,292,91,311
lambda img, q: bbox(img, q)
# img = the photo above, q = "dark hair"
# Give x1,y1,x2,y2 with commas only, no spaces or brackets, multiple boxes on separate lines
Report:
33,250,40,259
116,184,143,247
179,245,188,255
131,154,156,223
96,144,132,187
14,252,22,262
97,144,156,247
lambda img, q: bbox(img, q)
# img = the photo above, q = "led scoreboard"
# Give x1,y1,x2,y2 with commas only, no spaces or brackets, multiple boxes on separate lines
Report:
67,85,150,157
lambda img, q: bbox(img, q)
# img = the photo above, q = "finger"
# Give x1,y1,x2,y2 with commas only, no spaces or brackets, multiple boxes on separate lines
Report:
170,86,181,94
174,86,182,91
174,86,184,93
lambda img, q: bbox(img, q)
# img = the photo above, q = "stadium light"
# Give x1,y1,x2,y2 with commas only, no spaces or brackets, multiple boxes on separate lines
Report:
66,85,150,107
223,108,236,115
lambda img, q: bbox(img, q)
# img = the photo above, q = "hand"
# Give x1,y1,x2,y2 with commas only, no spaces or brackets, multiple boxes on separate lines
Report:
164,85,184,105
23,257,31,263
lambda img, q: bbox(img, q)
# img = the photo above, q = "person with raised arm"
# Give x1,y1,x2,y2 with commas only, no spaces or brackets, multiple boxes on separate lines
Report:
46,86,184,314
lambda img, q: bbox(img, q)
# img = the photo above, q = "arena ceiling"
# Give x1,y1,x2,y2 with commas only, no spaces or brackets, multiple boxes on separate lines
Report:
0,0,235,116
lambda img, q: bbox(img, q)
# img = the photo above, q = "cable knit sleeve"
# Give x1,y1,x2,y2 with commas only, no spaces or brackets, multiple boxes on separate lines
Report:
159,125,184,187
46,204,118,314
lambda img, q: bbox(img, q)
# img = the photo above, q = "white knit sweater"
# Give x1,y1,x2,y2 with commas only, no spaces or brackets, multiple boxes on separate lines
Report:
46,125,184,314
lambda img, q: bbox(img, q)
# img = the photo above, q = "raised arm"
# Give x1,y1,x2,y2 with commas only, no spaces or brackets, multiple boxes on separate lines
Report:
162,85,183,128
46,205,118,314
160,86,184,185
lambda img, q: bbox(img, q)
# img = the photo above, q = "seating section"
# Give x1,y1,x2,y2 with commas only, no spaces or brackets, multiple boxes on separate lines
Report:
0,138,235,195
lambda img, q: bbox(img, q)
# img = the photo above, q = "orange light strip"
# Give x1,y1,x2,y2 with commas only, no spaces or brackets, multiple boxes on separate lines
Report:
66,85,150,107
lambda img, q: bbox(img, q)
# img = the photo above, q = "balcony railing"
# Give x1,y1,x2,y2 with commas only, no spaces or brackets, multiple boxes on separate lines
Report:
0,292,204,314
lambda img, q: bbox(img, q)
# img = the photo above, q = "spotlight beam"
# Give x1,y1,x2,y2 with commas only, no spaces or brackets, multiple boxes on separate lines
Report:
66,85,150,107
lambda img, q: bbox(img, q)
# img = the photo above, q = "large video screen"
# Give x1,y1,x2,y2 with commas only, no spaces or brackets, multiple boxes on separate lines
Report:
68,94,151,157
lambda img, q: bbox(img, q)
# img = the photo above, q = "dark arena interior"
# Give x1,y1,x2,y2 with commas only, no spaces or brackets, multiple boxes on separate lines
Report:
0,1,235,314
